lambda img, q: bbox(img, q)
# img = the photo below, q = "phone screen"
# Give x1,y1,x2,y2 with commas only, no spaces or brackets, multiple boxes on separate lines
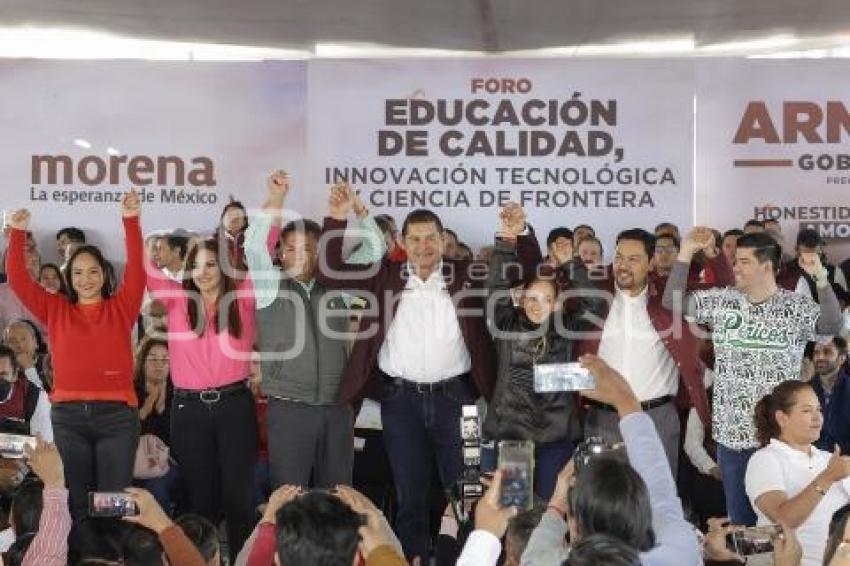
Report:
498,440,534,510
88,492,139,518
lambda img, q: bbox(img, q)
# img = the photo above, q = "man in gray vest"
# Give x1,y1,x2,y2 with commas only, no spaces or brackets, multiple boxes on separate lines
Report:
244,171,352,488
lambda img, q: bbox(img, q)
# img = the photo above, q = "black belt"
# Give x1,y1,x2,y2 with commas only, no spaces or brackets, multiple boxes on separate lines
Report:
586,395,673,412
388,374,469,395
174,381,248,404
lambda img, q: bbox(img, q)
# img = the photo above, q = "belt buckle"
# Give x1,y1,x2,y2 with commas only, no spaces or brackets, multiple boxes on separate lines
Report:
414,382,430,394
199,389,221,404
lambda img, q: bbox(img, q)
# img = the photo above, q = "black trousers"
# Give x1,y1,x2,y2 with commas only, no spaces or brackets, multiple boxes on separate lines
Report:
51,401,140,521
170,386,258,563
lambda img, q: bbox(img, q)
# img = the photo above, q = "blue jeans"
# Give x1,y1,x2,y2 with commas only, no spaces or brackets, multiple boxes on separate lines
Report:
534,440,575,501
717,443,758,526
380,378,474,562
136,464,180,516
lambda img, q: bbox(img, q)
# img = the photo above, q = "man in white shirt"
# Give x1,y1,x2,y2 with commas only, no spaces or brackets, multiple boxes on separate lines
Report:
582,228,712,477
156,233,188,282
317,187,497,562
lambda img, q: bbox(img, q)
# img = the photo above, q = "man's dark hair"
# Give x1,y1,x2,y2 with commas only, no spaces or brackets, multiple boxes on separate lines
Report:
832,335,849,357
374,215,393,236
736,232,782,273
547,227,574,248
401,209,444,237
723,228,744,241
56,227,86,244
568,458,655,551
122,525,164,566
796,228,825,249
0,344,21,376
563,533,641,566
505,505,545,564
281,219,321,241
275,492,364,566
655,233,680,250
574,224,595,235
164,234,190,260
653,222,679,236
175,514,219,563
615,229,656,258
743,219,765,230
444,228,458,240
11,478,44,536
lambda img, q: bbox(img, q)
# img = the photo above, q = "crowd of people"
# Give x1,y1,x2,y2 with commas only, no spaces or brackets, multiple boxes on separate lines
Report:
0,170,847,565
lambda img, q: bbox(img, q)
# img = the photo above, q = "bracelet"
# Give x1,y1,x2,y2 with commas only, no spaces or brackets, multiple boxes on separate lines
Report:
814,482,827,496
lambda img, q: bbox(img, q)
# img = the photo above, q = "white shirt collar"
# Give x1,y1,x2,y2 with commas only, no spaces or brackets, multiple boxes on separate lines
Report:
614,284,648,305
403,261,445,288
768,438,818,463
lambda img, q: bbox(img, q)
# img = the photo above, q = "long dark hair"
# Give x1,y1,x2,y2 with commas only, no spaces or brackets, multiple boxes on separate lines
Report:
133,336,170,391
569,458,655,552
63,245,117,304
182,239,242,339
753,380,813,446
219,199,248,235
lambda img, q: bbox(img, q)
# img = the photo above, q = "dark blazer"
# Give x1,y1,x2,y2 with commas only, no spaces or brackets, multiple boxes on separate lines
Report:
812,369,850,455
515,233,731,427
316,218,497,404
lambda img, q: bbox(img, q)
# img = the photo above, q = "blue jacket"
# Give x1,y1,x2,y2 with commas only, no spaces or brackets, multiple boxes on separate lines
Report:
813,368,850,455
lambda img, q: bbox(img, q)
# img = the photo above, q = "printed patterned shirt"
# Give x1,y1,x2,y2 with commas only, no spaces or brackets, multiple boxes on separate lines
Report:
692,288,820,449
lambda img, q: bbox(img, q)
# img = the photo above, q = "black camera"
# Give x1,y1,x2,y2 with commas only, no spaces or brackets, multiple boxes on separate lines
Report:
459,405,483,500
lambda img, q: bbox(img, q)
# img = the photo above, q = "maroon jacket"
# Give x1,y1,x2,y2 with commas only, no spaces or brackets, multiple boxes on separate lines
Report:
516,235,734,427
316,218,497,404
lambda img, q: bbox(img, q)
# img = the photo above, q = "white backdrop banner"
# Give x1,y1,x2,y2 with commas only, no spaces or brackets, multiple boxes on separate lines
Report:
696,60,850,253
0,60,306,263
306,59,695,251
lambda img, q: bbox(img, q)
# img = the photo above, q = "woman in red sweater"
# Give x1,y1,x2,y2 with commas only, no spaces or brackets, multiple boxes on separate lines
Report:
6,191,146,520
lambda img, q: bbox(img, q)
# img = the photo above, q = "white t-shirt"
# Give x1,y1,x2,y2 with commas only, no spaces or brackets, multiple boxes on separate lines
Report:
745,439,850,566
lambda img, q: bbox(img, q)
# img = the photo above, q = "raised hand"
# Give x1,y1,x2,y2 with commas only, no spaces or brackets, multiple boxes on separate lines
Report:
122,487,172,534
7,210,30,231
798,251,826,279
328,182,353,220
24,437,64,488
679,226,715,261
121,189,141,218
267,170,291,198
262,485,303,524
498,202,527,238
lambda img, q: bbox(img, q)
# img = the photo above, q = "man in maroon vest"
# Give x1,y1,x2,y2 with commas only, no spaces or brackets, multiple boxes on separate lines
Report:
316,185,496,562
517,227,724,477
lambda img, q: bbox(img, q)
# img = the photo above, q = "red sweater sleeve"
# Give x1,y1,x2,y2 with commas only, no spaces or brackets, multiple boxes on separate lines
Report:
7,228,60,324
159,524,206,566
247,521,277,566
113,216,146,324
